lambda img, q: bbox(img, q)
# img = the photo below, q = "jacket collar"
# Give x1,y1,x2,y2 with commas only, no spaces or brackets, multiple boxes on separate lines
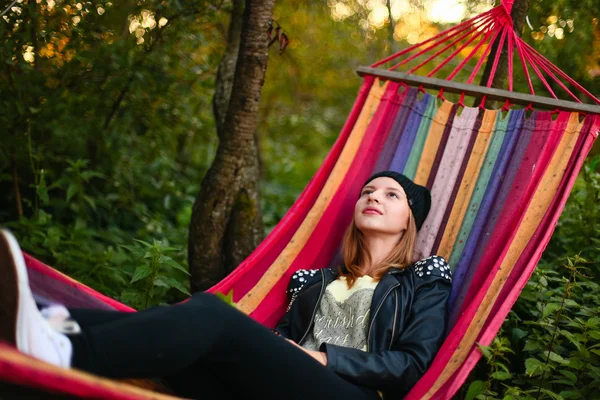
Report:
325,266,406,299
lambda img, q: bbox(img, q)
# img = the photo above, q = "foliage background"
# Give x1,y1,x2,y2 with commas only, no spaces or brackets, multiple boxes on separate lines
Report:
0,0,599,397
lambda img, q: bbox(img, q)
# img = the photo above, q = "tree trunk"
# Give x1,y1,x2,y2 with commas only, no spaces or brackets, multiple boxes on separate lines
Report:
222,133,264,274
213,0,245,138
386,0,397,53
213,0,265,276
188,0,274,292
476,0,531,107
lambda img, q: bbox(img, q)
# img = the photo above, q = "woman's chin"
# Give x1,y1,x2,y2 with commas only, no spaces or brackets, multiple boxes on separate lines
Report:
356,224,387,236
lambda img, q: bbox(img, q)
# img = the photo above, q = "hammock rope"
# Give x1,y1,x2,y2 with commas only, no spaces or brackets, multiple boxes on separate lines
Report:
371,2,600,107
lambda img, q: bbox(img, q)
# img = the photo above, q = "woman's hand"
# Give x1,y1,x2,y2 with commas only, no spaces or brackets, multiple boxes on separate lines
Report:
286,339,328,366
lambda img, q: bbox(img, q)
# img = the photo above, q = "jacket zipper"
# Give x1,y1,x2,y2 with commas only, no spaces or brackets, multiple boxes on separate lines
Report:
389,290,399,350
367,283,401,352
298,269,327,345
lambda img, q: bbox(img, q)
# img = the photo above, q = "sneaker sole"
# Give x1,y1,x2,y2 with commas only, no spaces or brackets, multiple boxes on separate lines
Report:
0,230,30,353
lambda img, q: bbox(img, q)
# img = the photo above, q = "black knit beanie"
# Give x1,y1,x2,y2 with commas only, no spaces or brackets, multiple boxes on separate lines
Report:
362,171,431,231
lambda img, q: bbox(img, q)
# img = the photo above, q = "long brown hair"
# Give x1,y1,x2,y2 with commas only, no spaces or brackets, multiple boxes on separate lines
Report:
339,211,418,288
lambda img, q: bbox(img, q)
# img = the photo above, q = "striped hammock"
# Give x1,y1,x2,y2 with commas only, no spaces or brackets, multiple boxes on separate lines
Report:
2,0,600,398
1,78,598,399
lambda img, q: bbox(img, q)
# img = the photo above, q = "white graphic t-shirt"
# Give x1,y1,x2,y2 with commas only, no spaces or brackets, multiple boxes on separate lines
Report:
302,275,378,352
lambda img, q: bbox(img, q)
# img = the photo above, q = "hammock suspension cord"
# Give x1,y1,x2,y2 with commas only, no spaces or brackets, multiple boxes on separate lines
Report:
366,0,600,115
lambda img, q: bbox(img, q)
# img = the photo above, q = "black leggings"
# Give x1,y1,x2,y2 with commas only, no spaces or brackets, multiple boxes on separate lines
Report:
67,292,381,400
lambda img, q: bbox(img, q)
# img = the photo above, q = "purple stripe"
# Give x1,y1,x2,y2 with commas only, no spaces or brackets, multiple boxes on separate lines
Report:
447,109,527,318
426,103,459,189
389,93,432,172
431,110,485,254
29,268,118,310
373,87,418,172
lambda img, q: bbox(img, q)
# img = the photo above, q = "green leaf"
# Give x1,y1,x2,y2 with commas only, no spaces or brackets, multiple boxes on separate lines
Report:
587,318,600,327
559,391,582,399
81,170,105,181
588,331,600,340
567,358,585,370
549,379,574,385
38,187,49,205
119,289,145,309
37,174,49,205
66,183,78,202
490,371,512,381
496,361,510,373
559,330,583,351
154,276,190,296
543,302,562,319
563,299,579,308
547,351,569,365
131,264,152,283
153,276,170,288
215,290,236,307
37,209,51,224
524,340,540,351
512,328,528,340
119,245,146,258
559,370,578,384
525,358,544,376
159,255,190,275
133,239,153,247
477,343,493,361
43,227,61,249
83,195,97,211
465,380,485,400
538,388,564,400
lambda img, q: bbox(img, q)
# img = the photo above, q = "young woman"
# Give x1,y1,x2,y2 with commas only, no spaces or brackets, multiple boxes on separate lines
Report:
0,170,452,400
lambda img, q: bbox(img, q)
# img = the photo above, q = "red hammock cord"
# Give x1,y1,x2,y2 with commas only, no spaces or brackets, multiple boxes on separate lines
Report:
370,0,600,107
397,10,501,72
371,7,501,69
421,17,497,77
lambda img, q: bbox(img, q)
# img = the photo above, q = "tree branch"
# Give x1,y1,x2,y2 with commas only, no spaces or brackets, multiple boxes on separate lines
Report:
0,0,19,18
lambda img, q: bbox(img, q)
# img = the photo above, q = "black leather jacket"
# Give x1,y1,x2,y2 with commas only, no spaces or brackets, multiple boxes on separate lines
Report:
274,256,452,399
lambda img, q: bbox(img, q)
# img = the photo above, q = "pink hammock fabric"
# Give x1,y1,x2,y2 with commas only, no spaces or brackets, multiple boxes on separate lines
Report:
1,85,598,399
2,0,600,397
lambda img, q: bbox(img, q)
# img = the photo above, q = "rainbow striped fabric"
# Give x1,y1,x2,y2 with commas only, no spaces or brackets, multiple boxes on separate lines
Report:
4,75,599,399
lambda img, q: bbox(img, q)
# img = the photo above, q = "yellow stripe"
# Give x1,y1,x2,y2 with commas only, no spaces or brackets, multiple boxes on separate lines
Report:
422,113,584,399
414,101,454,186
238,80,389,314
437,110,497,259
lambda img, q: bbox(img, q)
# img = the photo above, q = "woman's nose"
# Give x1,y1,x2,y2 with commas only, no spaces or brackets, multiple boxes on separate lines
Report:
367,192,380,203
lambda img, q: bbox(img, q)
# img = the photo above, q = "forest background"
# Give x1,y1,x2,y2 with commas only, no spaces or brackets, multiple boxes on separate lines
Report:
1,0,599,398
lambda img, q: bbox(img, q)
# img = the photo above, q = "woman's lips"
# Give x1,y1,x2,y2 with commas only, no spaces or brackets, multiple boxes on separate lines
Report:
363,208,382,215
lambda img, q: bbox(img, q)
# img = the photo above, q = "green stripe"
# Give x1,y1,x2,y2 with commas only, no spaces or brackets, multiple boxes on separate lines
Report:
403,96,436,179
449,111,510,269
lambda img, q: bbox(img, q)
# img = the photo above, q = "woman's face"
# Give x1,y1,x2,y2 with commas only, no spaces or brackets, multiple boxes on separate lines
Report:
354,177,410,237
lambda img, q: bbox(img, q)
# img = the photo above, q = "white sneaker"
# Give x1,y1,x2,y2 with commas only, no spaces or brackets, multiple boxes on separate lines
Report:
0,229,73,368
42,304,81,335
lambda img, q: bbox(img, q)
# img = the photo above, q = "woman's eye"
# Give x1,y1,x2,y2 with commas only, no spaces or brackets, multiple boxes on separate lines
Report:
362,190,372,196
387,192,398,198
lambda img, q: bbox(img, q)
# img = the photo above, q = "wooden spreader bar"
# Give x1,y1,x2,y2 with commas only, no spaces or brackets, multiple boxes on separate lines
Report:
357,66,600,115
